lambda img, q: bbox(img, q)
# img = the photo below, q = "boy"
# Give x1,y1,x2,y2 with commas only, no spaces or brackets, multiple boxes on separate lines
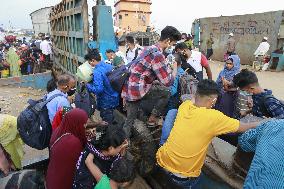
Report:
85,154,135,189
233,69,284,118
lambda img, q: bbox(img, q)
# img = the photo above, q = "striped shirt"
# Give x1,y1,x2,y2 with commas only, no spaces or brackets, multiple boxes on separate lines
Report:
238,119,284,189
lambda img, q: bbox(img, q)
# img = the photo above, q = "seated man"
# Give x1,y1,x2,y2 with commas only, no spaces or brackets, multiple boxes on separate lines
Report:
156,79,262,189
233,69,284,119
239,119,284,188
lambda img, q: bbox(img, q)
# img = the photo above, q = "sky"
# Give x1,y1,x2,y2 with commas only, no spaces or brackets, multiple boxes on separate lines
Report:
0,0,283,33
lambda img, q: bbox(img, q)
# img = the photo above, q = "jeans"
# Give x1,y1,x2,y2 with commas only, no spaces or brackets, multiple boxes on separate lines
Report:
100,108,114,124
159,166,202,189
171,174,202,189
124,84,170,137
160,109,178,145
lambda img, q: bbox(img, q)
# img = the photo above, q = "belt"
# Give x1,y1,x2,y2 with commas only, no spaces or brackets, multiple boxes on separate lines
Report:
158,165,196,181
170,173,197,181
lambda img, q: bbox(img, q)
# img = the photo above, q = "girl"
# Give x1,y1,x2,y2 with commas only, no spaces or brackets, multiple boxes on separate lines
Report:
73,125,128,189
85,154,135,189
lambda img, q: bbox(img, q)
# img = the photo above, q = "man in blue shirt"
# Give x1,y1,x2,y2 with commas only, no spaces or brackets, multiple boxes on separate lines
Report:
234,69,284,119
238,119,284,189
86,49,119,124
46,74,76,123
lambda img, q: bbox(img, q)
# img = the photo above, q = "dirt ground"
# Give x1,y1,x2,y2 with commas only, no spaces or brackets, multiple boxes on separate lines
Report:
0,86,150,189
0,61,283,188
209,60,284,99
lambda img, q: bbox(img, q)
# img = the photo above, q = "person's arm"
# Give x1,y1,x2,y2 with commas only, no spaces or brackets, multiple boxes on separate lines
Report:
237,121,260,133
86,71,104,95
151,54,176,87
160,109,178,145
85,153,103,182
200,54,212,79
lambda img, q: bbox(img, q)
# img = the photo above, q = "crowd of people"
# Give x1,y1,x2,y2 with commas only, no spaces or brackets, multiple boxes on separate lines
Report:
1,25,284,189
0,34,52,78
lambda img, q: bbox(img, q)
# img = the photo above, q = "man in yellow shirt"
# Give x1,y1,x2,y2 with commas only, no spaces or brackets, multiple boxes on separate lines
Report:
156,79,262,189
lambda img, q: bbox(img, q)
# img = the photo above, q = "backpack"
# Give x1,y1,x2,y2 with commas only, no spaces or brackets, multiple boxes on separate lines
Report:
260,94,284,118
178,72,199,101
17,94,63,150
107,47,158,93
75,84,96,117
126,47,141,61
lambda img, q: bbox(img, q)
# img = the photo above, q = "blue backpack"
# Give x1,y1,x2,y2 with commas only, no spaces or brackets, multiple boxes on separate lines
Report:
107,47,158,93
17,94,63,150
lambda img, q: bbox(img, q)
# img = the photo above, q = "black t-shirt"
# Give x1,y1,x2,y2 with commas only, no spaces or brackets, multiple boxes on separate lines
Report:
72,144,119,189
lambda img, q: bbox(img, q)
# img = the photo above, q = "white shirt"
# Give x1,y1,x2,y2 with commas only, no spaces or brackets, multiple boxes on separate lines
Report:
40,40,52,55
187,50,203,72
126,46,143,63
254,41,270,57
115,51,128,65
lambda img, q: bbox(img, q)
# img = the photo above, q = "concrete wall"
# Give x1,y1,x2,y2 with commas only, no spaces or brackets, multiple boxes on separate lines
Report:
30,7,53,36
199,10,284,65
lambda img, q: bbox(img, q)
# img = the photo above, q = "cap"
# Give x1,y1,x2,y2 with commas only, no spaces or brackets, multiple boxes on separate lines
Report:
263,36,268,40
229,33,234,37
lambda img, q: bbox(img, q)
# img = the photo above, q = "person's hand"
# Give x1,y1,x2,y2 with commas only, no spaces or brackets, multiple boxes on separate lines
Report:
119,140,129,156
85,153,94,165
248,99,253,109
0,149,11,176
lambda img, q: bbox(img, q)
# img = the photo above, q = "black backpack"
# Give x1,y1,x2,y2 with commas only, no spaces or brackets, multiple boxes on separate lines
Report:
17,94,63,150
75,84,96,117
260,94,284,118
107,47,158,93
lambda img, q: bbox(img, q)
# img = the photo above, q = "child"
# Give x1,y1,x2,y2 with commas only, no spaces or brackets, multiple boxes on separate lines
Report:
167,53,185,111
72,125,129,189
233,69,284,119
85,154,135,189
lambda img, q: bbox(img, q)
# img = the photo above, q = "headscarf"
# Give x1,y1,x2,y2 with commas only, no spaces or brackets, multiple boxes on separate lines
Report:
50,108,88,147
216,54,240,87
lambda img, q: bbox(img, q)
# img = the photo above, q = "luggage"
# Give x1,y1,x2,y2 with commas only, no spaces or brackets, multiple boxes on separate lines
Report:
17,94,63,150
76,61,93,82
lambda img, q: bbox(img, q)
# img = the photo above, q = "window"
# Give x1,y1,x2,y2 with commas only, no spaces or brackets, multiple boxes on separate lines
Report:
125,14,128,16
119,15,122,19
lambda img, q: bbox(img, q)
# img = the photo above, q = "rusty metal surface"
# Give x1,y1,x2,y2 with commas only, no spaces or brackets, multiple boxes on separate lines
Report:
50,0,89,75
199,10,284,65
